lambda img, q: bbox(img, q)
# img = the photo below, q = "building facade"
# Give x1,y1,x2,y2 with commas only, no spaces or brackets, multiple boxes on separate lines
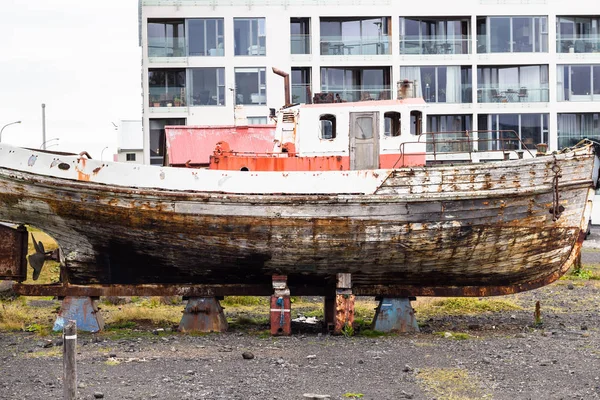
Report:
140,0,600,166
116,120,144,164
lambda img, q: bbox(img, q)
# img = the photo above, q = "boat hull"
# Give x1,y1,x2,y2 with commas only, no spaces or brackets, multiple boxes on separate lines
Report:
0,144,595,296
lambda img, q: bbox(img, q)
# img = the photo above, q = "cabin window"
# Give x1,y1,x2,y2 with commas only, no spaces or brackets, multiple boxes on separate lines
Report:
410,110,422,135
126,153,136,161
320,114,336,139
384,112,401,137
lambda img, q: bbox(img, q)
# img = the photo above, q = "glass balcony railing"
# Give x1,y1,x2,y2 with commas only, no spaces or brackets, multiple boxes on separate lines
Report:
422,84,473,103
320,36,390,55
148,37,186,57
291,34,311,54
399,35,471,55
477,85,549,103
319,86,392,102
292,84,311,104
556,35,600,53
149,88,187,107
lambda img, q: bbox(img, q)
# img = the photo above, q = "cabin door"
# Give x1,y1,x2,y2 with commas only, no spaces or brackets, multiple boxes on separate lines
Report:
350,112,379,170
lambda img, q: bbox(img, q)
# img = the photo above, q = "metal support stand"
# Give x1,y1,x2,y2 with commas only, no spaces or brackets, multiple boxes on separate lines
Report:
324,273,355,335
179,297,228,333
270,275,291,335
53,296,104,333
372,297,419,333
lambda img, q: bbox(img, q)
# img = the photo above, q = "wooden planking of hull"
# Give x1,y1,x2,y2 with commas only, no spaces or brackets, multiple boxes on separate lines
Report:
0,142,596,296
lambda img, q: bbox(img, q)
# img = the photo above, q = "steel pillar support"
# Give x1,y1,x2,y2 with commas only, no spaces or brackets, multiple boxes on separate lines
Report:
372,297,419,333
270,275,291,335
53,296,104,333
179,297,228,333
324,273,355,335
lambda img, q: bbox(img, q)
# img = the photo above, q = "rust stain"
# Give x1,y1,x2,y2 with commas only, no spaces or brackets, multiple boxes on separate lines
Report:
93,166,103,175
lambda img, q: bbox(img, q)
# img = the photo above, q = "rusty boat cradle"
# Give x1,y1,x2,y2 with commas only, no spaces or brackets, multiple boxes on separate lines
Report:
0,139,597,299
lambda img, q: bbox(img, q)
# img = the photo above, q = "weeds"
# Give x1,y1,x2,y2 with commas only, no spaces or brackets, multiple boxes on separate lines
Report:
417,298,521,318
343,394,364,399
417,367,491,400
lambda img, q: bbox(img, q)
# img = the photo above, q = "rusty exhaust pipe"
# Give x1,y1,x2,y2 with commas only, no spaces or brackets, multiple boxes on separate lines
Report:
272,67,291,107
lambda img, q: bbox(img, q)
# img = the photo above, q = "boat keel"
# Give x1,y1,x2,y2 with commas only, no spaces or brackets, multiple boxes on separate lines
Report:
372,297,419,333
270,275,291,336
178,297,228,333
53,296,104,333
325,273,355,335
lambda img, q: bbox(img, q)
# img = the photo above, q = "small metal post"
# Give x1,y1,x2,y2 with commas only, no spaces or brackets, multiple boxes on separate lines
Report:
63,320,77,400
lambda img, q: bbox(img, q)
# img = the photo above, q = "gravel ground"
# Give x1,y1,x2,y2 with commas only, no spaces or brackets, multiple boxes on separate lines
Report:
2,229,600,400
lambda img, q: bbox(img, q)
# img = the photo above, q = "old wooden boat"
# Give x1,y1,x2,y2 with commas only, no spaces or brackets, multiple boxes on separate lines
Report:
0,98,597,298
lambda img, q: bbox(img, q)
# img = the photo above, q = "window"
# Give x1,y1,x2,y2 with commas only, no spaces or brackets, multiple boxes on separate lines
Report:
147,19,185,57
320,114,336,139
149,118,186,166
235,68,266,105
557,64,600,101
400,17,470,55
291,18,311,54
558,113,600,148
321,17,390,55
477,16,548,53
292,67,311,104
126,153,136,162
556,16,600,53
320,67,391,102
188,19,224,56
234,18,266,56
384,112,401,137
400,66,472,103
477,65,549,102
148,69,186,107
410,111,422,135
426,115,473,152
189,68,225,106
478,113,548,151
248,116,268,125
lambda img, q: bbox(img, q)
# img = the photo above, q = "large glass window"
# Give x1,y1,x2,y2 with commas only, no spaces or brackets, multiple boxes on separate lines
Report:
557,64,600,101
234,18,266,56
147,19,185,57
399,17,470,55
188,19,224,56
292,67,311,104
291,18,311,54
556,16,600,53
557,113,600,148
320,17,390,55
400,66,472,103
320,67,391,102
477,113,548,151
235,68,266,105
148,69,186,107
477,16,547,53
477,65,549,102
189,68,225,106
149,118,186,165
426,115,472,152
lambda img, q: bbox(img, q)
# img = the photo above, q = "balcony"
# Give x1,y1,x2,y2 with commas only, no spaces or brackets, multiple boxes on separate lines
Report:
148,37,186,58
557,35,600,53
317,85,392,103
320,36,390,55
477,85,549,103
291,34,311,55
399,35,470,55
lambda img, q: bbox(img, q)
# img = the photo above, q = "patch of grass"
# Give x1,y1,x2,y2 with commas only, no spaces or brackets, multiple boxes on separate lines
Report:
25,347,61,358
24,227,60,284
358,329,388,338
343,394,364,399
228,315,269,327
417,297,521,318
105,358,121,366
417,367,491,400
222,296,268,307
0,300,54,333
106,321,136,330
102,301,180,327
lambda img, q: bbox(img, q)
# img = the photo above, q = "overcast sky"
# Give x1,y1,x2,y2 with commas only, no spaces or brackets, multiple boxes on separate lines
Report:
0,0,141,159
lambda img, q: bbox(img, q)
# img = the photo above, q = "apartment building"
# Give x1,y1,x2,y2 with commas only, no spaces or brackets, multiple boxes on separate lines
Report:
140,0,600,166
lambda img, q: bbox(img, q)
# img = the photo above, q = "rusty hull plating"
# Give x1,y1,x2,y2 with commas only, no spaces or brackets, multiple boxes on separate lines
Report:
0,143,596,298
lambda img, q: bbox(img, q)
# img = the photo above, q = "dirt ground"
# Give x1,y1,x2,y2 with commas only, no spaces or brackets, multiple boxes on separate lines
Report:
2,232,600,399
